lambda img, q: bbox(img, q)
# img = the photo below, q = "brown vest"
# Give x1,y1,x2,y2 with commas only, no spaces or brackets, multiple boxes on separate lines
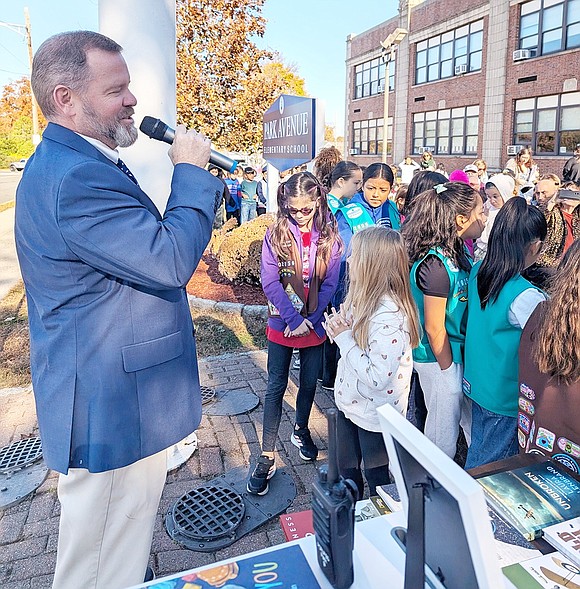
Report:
518,304,580,473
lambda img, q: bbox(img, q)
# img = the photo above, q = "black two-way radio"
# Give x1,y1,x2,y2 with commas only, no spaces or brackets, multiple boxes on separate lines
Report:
312,408,358,589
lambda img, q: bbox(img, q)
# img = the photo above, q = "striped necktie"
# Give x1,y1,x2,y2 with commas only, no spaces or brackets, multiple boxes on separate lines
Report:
116,158,139,185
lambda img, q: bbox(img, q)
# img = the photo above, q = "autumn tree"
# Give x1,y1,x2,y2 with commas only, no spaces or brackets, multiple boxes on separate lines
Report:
0,77,46,165
176,0,307,153
226,59,307,152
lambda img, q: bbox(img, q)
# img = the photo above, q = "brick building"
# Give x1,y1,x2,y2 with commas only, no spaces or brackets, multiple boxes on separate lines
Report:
345,0,580,177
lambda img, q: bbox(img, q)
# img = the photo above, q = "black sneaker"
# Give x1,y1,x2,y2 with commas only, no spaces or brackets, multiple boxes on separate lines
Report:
247,455,276,495
291,426,318,461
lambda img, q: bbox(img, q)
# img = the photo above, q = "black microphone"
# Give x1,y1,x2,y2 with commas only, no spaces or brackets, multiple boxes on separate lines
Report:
139,116,238,173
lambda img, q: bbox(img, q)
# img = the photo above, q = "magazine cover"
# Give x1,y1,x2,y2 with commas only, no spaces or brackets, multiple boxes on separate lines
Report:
543,517,580,567
145,544,321,589
503,551,580,589
477,460,580,540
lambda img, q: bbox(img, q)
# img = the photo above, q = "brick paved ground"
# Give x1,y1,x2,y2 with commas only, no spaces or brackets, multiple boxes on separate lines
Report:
0,350,336,588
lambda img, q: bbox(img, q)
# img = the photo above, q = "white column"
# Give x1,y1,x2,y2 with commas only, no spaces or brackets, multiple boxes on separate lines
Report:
99,0,176,211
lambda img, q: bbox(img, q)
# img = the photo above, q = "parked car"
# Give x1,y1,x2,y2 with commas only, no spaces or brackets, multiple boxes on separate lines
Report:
9,158,27,172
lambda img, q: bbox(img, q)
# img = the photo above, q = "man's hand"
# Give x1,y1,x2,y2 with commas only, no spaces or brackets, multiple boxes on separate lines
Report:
169,125,212,168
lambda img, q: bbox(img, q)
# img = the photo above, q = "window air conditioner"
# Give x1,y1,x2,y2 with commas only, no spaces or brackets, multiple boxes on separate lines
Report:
349,148,359,155
506,144,523,156
377,84,384,93
454,64,468,75
513,49,533,61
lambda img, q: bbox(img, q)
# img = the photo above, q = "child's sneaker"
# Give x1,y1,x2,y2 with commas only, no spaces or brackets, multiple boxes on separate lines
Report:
291,426,318,461
246,455,276,495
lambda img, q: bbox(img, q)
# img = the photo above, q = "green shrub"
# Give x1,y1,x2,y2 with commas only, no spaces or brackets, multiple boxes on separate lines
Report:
209,216,238,255
217,214,274,284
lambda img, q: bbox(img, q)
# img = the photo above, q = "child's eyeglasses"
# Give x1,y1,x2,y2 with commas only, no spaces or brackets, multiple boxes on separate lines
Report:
287,206,315,216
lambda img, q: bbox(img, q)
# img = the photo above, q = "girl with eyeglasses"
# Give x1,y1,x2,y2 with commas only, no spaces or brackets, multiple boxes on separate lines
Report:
247,172,342,495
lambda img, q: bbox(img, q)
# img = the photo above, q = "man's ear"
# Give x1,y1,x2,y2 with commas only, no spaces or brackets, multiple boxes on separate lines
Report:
52,85,76,116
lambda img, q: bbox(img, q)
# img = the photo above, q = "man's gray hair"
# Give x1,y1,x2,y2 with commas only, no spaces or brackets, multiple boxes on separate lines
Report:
31,31,122,119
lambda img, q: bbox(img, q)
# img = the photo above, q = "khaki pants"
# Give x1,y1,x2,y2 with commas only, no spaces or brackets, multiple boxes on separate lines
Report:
52,450,167,589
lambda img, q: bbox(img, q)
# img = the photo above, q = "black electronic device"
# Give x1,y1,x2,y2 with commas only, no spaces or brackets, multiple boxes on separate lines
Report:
312,408,357,589
139,116,238,173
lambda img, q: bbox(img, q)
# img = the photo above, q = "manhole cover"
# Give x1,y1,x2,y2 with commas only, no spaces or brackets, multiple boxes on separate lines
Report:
200,386,216,405
203,388,259,416
172,485,245,541
0,438,43,473
0,460,49,509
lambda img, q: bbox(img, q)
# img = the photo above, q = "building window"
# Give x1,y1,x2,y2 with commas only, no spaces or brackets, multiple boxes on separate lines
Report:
519,0,580,56
412,106,479,155
352,117,392,155
354,58,395,99
415,20,483,84
514,91,580,155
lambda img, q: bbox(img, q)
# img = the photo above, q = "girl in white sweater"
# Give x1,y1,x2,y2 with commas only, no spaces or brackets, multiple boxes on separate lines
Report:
323,226,420,497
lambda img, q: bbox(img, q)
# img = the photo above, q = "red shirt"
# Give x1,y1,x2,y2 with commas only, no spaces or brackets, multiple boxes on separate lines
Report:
266,231,325,348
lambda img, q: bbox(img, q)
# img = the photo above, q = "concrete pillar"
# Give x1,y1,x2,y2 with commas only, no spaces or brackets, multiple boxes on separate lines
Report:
99,0,176,211
482,0,510,170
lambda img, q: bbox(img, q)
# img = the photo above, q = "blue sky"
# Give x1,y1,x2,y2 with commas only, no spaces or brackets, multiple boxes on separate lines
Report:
0,0,396,135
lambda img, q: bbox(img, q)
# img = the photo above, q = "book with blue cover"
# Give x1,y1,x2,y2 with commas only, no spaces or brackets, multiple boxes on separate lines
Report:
477,460,580,541
143,543,321,588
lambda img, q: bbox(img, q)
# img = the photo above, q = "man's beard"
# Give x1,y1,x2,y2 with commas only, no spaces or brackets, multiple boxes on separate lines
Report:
81,102,138,148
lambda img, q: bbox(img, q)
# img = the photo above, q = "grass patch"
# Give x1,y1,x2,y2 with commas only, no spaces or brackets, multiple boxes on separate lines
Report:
0,200,15,213
190,306,267,357
0,281,267,388
0,281,30,388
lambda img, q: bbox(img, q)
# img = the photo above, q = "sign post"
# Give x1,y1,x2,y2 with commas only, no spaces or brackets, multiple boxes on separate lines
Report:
263,94,320,212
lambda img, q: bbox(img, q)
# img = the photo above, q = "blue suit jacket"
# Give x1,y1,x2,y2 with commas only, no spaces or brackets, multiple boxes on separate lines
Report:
15,123,223,474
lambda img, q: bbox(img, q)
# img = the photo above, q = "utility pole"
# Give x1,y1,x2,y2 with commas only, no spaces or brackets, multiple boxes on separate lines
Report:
0,8,41,146
24,8,40,146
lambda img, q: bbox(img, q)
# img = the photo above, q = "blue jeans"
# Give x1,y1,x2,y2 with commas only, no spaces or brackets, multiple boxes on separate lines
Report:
240,199,257,224
465,402,518,469
261,340,323,452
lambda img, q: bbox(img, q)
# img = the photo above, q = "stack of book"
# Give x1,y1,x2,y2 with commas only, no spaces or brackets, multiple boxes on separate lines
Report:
476,460,580,588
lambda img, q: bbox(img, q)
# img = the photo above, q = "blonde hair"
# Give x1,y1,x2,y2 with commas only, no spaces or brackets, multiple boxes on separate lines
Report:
344,227,420,350
532,240,580,384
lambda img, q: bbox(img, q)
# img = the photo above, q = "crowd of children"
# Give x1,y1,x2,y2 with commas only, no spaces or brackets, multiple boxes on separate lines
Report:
245,154,580,496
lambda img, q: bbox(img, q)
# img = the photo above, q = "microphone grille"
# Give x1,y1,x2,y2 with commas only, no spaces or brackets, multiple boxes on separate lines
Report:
139,116,164,140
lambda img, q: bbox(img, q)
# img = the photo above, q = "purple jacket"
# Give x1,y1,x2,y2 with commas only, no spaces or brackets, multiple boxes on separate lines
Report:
261,219,341,338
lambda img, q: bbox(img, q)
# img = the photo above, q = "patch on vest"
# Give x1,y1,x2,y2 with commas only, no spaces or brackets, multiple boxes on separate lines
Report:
536,427,555,451
519,382,536,400
462,376,471,396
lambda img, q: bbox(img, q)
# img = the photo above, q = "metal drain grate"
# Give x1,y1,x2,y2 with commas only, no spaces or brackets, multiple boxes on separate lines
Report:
0,438,43,473
200,385,216,405
171,485,245,541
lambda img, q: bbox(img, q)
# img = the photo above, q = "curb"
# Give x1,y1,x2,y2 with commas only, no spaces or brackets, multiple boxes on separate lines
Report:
187,294,268,321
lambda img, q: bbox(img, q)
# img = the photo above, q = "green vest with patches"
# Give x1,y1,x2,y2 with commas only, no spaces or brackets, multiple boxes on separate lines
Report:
327,193,375,234
410,248,469,364
463,263,541,417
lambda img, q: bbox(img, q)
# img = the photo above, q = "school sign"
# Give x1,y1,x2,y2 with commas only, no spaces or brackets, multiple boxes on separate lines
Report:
262,95,318,172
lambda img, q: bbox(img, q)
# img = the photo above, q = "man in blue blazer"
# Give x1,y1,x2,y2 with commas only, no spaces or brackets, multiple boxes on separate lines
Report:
15,31,223,589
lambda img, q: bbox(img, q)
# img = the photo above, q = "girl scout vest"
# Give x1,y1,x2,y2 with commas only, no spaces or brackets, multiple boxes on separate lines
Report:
327,194,401,232
463,265,541,417
410,248,469,364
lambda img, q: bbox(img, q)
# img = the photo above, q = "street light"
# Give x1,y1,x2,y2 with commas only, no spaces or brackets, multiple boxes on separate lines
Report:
0,8,41,145
380,27,407,164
